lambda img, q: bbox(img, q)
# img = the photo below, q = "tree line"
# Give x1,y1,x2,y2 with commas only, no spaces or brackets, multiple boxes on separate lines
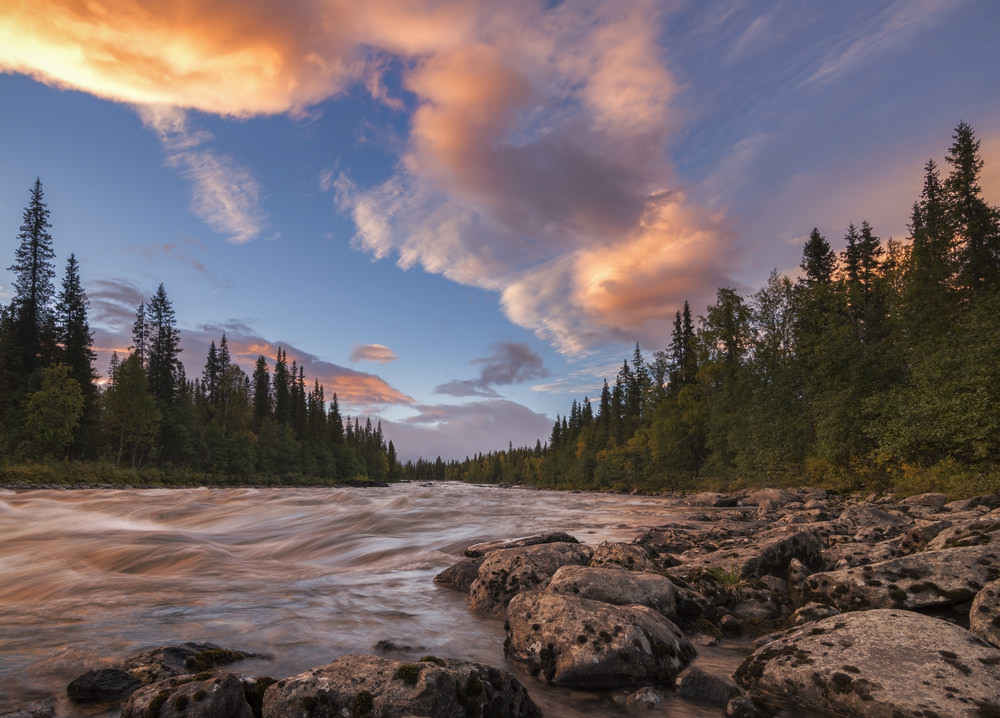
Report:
0,181,397,483
419,122,1000,496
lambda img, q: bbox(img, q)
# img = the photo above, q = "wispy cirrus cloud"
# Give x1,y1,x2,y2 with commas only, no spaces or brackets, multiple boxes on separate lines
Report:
137,106,267,244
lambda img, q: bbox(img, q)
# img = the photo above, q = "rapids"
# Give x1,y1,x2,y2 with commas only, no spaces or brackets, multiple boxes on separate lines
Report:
0,482,749,716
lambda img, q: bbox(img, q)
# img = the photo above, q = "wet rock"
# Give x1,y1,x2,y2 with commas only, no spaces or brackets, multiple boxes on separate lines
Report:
685,492,738,507
804,543,1000,612
463,531,579,558
589,541,660,572
546,565,676,617
743,489,796,508
467,541,592,617
788,601,840,626
123,642,255,683
676,666,738,706
735,609,1000,718
67,667,144,703
971,578,1000,647
620,685,667,710
434,557,484,593
122,673,253,718
0,701,55,718
261,654,540,718
504,591,695,688
725,694,771,718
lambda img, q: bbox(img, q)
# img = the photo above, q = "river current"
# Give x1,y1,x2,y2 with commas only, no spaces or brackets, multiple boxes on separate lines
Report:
0,483,749,716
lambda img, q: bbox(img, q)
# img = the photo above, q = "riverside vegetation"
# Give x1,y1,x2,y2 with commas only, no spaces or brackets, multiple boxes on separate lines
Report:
1,121,999,498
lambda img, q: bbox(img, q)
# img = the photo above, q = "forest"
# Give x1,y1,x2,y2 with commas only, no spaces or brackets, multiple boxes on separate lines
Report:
0,191,398,484
2,122,998,495
403,122,1000,498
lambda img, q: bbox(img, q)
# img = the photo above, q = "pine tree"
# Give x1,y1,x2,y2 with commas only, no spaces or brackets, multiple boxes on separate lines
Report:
202,340,220,404
944,122,1000,292
145,284,181,404
273,348,290,424
131,302,149,367
799,228,836,285
54,253,97,455
251,355,271,427
7,178,58,376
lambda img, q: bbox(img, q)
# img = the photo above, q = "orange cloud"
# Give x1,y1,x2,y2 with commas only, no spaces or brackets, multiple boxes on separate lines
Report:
349,344,399,363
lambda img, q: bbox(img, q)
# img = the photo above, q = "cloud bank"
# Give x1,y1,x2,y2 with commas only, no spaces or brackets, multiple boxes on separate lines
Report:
435,341,548,397
0,0,737,355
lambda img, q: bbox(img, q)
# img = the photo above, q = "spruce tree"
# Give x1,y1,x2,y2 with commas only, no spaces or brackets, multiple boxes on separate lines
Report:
799,228,836,285
54,253,97,455
251,355,271,427
7,178,57,376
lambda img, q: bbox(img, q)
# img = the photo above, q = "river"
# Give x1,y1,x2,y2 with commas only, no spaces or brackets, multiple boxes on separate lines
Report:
0,482,751,716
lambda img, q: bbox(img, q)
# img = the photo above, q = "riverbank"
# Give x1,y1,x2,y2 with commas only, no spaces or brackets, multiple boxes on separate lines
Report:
2,484,998,716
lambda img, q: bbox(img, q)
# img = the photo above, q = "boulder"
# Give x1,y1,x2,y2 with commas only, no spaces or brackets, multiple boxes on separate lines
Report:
803,544,1000,612
631,526,699,556
837,505,909,541
679,528,823,581
676,666,739,705
123,642,255,683
463,531,579,558
971,578,1000,647
685,492,738,507
924,516,1000,550
504,591,695,688
67,667,144,704
261,654,540,718
589,541,660,572
121,673,253,718
821,539,900,569
434,557,483,593
620,685,667,710
743,489,797,508
788,602,840,626
546,565,676,617
900,492,948,509
736,609,1000,717
467,541,592,616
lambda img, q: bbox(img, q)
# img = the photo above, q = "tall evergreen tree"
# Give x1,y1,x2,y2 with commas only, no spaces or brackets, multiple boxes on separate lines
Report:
799,228,836,285
944,121,1000,292
7,178,57,376
54,253,97,455
251,354,271,427
145,284,182,404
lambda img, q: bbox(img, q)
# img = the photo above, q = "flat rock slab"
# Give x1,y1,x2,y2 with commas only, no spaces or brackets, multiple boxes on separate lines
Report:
123,642,255,683
736,609,1000,717
546,565,677,618
678,528,823,581
504,590,695,688
804,544,1000,611
261,654,540,718
467,541,592,617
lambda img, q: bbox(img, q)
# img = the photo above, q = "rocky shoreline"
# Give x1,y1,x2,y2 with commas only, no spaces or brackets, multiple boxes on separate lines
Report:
5,487,1000,717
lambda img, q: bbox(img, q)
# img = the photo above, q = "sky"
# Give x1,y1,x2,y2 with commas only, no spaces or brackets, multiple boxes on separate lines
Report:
1,0,999,461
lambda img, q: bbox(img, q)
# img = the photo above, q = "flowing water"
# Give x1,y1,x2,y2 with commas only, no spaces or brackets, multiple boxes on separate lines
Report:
0,483,750,716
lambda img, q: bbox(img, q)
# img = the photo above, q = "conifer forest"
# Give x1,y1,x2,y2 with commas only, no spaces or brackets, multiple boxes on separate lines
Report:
2,123,999,495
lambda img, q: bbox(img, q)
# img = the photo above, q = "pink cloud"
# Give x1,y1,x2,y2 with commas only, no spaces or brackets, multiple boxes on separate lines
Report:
349,344,398,363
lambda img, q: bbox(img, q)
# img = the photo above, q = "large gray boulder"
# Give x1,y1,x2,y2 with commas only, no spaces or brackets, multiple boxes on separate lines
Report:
971,577,1000,647
66,668,144,704
925,516,1000,550
803,543,1000,611
678,527,823,581
123,642,254,683
736,609,1000,717
467,541,592,616
546,565,677,617
261,654,540,718
121,673,253,718
504,591,695,688
589,541,660,572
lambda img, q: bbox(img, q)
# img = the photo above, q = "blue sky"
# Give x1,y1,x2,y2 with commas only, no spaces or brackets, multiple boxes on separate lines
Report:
1,0,998,460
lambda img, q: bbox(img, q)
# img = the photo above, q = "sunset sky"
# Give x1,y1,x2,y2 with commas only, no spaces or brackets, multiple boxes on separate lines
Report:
1,0,998,460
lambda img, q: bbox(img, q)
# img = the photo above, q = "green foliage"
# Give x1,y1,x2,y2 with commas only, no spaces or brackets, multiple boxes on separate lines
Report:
410,122,1000,500
21,365,84,459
